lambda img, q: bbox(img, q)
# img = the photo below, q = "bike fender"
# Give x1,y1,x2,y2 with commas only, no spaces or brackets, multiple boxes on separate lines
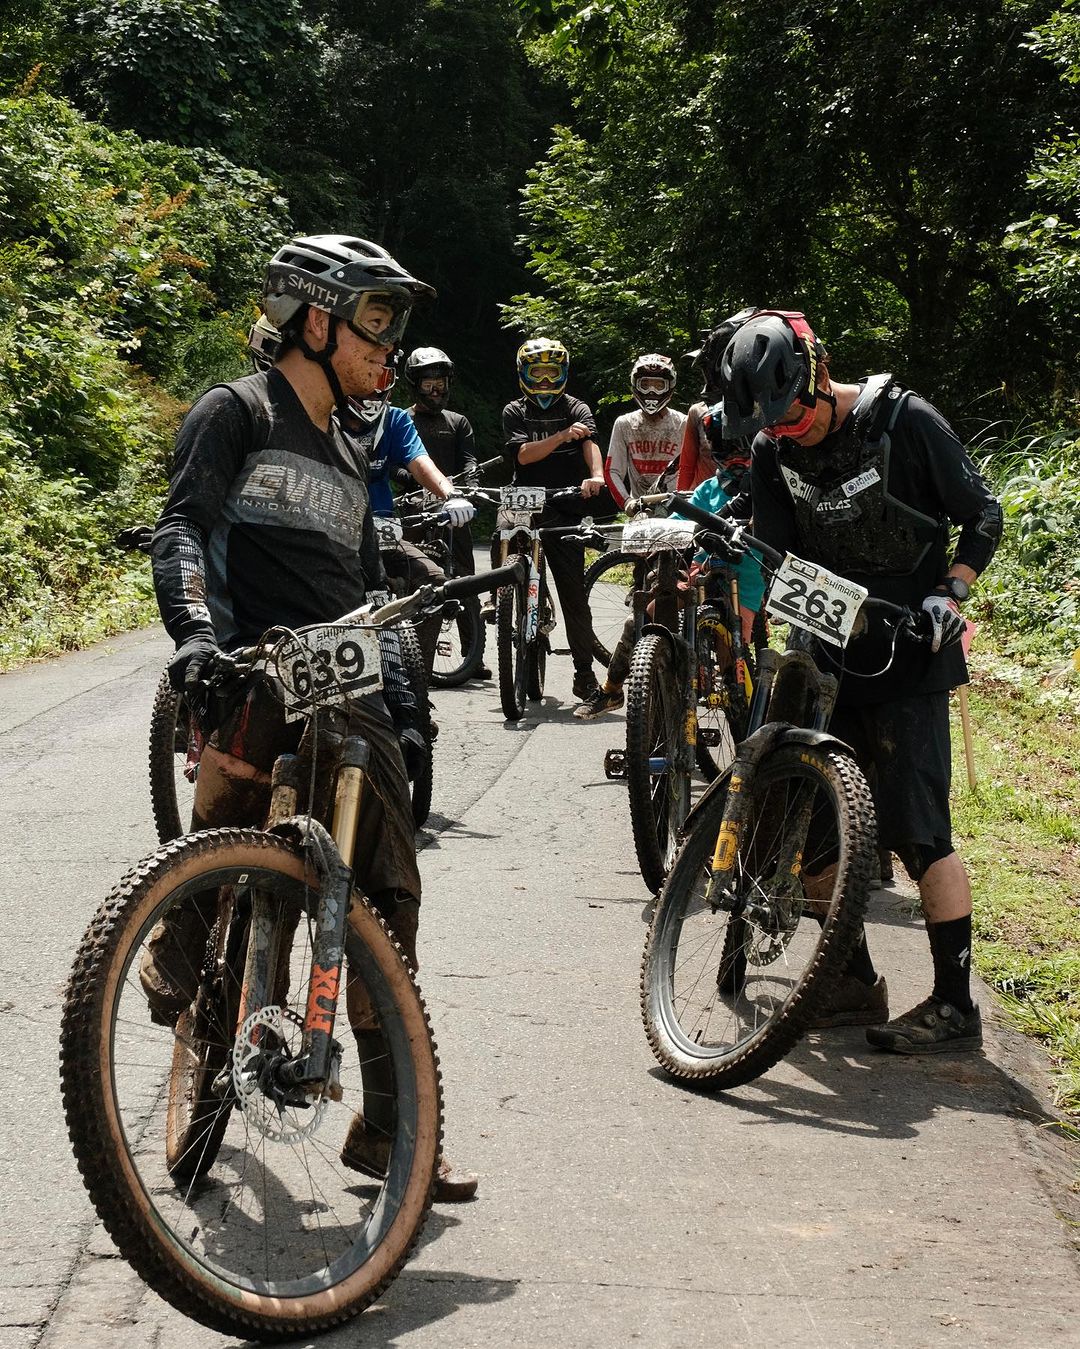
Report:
679,724,855,834
772,725,856,761
639,622,686,673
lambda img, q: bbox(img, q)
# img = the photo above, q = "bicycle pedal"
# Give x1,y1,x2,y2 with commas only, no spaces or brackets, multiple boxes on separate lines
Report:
604,749,627,780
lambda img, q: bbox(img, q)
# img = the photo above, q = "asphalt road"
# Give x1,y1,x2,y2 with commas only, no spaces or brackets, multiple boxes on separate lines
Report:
2,623,1079,1349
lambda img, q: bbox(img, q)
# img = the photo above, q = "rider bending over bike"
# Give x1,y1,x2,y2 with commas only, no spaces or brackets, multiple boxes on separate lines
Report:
719,309,1002,1054
148,233,477,1198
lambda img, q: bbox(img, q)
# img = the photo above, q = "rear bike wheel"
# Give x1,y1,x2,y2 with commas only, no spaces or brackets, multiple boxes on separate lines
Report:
693,609,749,783
398,625,434,827
429,598,483,688
641,743,875,1088
148,670,199,842
60,828,442,1340
625,633,691,894
496,581,527,721
584,549,637,665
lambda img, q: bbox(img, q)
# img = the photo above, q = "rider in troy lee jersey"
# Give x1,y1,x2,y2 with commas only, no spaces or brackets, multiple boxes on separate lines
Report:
603,353,686,508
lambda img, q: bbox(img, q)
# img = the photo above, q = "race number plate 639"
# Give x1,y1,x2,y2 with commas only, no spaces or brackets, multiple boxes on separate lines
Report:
501,485,546,514
765,554,868,648
273,626,383,722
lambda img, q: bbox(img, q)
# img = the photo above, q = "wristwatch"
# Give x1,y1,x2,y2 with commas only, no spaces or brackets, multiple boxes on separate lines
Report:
935,576,970,603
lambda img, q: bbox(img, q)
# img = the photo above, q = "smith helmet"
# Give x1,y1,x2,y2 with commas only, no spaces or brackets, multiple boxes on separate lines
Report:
517,338,569,408
247,314,282,372
719,310,826,440
262,235,434,349
630,353,676,415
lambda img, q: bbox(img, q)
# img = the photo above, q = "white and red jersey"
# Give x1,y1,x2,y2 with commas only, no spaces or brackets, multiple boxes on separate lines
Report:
603,406,687,507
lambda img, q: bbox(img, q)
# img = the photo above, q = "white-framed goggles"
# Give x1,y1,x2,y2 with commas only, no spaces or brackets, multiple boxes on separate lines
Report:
634,375,673,394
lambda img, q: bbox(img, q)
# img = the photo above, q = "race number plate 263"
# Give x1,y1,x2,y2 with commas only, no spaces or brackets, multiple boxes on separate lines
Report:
275,626,383,722
765,554,868,648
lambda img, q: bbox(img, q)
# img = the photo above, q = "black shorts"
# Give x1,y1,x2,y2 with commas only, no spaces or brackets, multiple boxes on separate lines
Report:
829,692,953,859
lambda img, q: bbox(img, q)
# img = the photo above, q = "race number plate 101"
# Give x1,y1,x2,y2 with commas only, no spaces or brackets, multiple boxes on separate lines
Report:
501,485,546,514
765,554,868,649
272,626,384,722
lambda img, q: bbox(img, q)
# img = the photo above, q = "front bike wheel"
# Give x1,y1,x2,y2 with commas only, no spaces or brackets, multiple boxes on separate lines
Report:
429,598,483,688
625,633,690,894
148,670,198,843
584,549,636,665
60,829,442,1339
641,743,875,1088
398,625,434,828
496,582,527,721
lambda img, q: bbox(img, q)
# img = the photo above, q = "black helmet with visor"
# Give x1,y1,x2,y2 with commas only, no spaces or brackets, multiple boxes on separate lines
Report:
718,310,828,440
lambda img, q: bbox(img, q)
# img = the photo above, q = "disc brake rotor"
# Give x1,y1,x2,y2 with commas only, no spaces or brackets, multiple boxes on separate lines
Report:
232,1005,329,1143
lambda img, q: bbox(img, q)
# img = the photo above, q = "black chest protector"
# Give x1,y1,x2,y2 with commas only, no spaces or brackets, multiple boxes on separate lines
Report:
776,375,942,576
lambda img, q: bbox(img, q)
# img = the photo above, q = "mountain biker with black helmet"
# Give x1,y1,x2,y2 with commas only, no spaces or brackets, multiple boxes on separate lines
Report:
603,354,686,509
719,308,1002,1055
148,234,477,1198
499,338,616,703
403,347,490,677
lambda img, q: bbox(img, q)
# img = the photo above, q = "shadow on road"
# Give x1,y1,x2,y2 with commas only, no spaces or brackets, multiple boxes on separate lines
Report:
651,1034,1056,1144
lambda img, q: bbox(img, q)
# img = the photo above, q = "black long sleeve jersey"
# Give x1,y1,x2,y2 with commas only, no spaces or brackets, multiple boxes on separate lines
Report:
152,369,384,650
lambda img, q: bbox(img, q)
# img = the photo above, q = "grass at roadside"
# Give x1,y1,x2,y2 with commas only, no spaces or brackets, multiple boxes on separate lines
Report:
951,648,1080,1115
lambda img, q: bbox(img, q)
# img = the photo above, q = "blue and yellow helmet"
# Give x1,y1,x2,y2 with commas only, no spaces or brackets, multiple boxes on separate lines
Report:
517,338,569,408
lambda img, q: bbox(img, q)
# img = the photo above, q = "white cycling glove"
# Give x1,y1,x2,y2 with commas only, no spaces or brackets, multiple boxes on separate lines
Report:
623,496,643,517
442,497,476,528
921,593,966,653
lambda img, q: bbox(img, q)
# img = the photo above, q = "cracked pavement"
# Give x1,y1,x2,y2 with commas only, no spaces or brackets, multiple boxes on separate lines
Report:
1,622,1079,1348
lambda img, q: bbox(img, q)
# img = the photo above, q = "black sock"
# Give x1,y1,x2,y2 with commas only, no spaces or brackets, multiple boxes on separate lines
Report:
928,915,974,1013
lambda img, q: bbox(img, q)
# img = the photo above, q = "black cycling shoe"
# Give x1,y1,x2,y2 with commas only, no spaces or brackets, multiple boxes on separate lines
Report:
866,997,982,1055
809,974,888,1029
572,672,600,701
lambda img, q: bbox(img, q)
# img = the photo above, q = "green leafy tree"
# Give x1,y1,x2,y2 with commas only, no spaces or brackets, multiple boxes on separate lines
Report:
507,0,1066,419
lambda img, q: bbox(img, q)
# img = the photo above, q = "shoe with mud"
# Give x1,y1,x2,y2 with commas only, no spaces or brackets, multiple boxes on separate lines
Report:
341,1114,479,1201
809,974,888,1029
866,997,982,1055
573,686,625,720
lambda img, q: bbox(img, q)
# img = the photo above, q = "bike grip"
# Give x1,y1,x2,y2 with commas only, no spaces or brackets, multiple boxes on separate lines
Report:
439,558,528,604
668,493,728,531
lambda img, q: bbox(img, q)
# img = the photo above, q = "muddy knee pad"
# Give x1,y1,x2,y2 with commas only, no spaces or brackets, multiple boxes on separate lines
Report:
895,837,955,883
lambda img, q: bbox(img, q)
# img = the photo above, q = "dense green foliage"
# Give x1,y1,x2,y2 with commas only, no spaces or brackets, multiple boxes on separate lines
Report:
0,84,291,663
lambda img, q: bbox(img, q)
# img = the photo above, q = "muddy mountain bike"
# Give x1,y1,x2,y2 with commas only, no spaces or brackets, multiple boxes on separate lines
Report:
492,485,608,722
606,508,761,894
60,561,525,1340
641,496,926,1089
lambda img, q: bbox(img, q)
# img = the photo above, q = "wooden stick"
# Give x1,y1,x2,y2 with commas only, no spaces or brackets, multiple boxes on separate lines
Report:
957,684,977,790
